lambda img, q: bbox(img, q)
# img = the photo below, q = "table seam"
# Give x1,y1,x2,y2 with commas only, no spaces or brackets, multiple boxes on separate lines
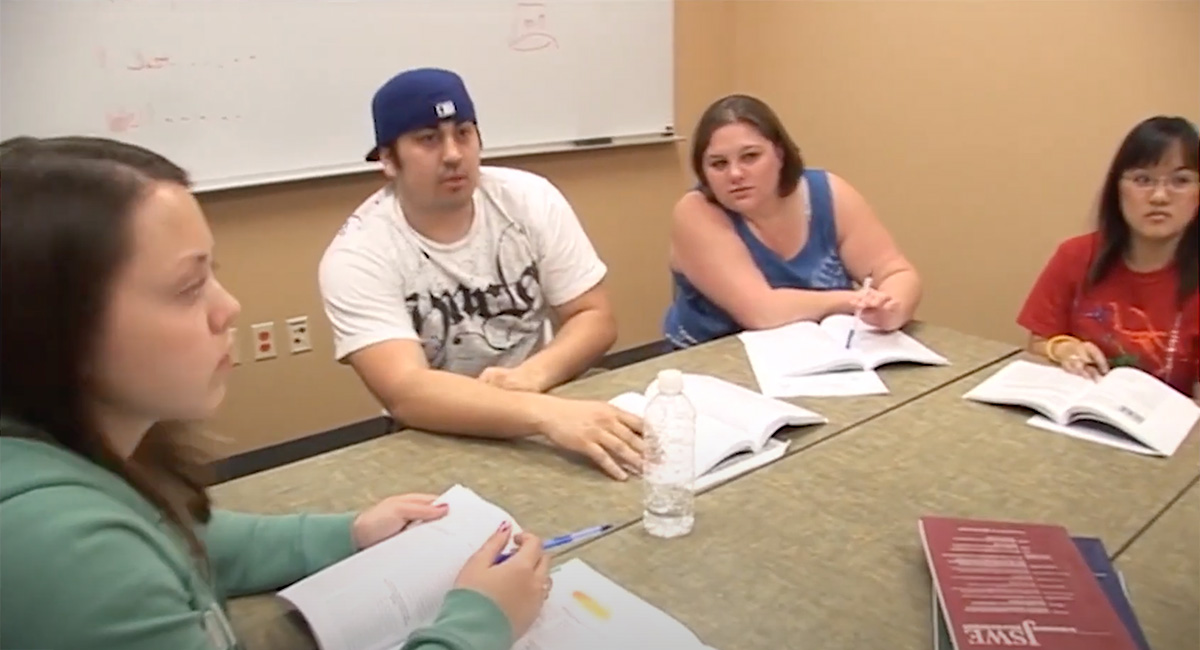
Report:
561,348,1022,556
1110,472,1200,560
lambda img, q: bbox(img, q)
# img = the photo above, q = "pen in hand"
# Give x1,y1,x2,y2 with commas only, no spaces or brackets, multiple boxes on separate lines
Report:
845,275,874,349
494,524,613,564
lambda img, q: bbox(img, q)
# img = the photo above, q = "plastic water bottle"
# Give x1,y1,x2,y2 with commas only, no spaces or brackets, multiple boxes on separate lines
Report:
642,369,696,538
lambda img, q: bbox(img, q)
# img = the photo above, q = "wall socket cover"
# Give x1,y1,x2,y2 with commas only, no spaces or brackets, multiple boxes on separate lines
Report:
285,316,312,354
251,322,277,360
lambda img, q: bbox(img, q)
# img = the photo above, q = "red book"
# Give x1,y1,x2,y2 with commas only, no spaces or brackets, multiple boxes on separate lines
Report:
918,516,1138,650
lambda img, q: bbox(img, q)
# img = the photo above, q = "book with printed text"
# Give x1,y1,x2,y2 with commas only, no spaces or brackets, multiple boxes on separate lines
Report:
919,516,1139,650
608,373,824,484
963,359,1200,456
932,535,1150,650
737,313,950,377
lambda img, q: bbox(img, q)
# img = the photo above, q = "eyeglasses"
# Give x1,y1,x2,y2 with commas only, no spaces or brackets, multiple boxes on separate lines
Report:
1121,171,1200,194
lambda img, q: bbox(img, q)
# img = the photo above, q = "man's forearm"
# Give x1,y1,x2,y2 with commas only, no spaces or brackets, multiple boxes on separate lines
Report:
387,370,550,439
517,310,616,391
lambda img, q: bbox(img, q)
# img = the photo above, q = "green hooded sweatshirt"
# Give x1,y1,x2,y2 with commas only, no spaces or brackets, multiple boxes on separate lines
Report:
0,423,512,650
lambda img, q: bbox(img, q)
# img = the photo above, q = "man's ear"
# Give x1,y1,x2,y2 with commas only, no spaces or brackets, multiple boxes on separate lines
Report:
380,146,401,179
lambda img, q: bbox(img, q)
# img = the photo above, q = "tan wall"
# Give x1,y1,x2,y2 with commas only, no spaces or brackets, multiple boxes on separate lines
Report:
733,0,1200,342
204,0,1198,455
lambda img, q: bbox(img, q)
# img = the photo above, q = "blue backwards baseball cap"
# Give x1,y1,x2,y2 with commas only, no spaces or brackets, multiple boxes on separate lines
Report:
365,68,477,162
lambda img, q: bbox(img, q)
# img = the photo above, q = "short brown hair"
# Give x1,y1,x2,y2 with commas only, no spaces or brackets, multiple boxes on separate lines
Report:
690,94,805,203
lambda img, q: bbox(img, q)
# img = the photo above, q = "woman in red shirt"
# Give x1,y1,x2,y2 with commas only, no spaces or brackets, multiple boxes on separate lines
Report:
1017,116,1199,399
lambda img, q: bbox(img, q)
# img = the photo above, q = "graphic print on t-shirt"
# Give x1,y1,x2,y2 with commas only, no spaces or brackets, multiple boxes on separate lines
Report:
404,219,546,372
321,166,610,377
1080,301,1179,375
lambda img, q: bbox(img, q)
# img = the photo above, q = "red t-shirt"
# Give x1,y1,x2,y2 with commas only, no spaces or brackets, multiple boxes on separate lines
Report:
1017,232,1199,395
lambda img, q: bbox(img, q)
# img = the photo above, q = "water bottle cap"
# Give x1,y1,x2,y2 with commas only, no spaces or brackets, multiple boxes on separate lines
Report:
656,369,684,394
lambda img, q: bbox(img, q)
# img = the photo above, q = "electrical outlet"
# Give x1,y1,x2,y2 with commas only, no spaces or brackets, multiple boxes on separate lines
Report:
251,322,277,361
229,327,241,366
286,316,312,354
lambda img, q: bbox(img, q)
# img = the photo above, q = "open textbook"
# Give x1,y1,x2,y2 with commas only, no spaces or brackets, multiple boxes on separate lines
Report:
278,485,716,650
608,373,826,487
737,314,949,397
962,359,1200,456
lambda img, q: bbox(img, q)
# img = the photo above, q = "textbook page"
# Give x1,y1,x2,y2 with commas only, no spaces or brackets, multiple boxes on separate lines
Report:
738,320,860,377
967,361,1200,456
608,390,765,477
962,359,1094,422
818,314,950,369
516,559,717,650
644,373,825,439
277,485,518,650
1069,366,1200,455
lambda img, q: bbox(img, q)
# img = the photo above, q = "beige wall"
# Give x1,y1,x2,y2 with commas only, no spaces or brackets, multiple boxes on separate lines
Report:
733,0,1199,344
203,0,1198,455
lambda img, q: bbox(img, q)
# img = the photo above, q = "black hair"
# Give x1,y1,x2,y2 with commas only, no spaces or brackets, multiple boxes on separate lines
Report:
1088,116,1199,304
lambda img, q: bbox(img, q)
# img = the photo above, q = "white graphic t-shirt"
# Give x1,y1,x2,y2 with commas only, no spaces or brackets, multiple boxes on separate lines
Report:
319,166,607,377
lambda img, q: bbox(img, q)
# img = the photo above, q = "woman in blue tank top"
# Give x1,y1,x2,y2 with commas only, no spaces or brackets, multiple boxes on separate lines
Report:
663,94,923,348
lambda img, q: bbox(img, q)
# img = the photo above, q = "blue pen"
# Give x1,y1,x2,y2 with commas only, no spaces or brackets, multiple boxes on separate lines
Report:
494,524,613,564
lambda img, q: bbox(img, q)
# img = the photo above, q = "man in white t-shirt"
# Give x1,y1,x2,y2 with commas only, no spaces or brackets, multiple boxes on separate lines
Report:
318,67,644,480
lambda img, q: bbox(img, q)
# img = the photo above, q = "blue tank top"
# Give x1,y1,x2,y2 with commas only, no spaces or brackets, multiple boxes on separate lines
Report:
662,168,853,348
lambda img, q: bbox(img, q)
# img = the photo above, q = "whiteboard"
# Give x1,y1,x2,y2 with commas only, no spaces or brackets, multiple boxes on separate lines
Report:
0,0,675,191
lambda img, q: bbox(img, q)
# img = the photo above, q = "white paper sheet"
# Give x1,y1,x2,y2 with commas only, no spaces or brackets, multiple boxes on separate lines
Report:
756,369,890,397
516,559,717,649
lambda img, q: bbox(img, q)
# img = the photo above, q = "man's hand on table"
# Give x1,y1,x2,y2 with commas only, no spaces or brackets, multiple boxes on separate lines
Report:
533,397,645,481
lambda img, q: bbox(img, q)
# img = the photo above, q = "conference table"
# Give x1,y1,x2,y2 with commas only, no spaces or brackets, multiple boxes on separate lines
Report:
556,367,1200,650
1113,478,1199,650
214,323,1195,650
217,322,1014,648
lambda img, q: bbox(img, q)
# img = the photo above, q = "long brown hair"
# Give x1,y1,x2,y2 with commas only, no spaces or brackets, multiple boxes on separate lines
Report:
0,136,213,559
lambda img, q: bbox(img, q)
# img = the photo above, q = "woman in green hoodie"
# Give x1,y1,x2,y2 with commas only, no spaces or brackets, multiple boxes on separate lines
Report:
0,136,550,650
